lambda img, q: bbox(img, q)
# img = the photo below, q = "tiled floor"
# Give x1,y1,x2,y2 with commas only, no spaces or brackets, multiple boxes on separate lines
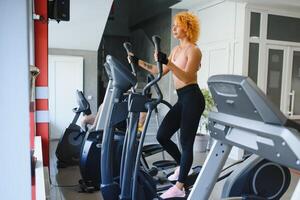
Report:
48,139,300,200
49,139,102,200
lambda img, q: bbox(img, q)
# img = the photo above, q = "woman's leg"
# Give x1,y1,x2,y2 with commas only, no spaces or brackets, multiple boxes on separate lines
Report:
156,102,182,164
177,91,205,184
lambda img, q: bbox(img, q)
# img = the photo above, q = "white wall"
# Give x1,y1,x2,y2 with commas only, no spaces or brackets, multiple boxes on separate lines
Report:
192,1,247,89
49,0,113,51
49,48,98,113
190,0,247,160
0,0,31,199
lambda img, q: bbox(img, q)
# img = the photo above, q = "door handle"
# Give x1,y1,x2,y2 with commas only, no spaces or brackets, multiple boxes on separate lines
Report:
288,90,295,116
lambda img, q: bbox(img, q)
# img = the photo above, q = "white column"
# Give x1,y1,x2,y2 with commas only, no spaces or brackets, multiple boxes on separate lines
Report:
0,1,31,199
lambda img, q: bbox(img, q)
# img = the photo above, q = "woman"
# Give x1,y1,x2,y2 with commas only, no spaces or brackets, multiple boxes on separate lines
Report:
128,11,205,199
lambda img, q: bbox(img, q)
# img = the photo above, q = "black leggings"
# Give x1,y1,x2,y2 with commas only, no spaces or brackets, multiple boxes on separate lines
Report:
156,84,205,183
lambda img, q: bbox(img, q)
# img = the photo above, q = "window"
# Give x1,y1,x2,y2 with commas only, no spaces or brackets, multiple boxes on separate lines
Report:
248,43,259,83
250,12,261,38
267,14,300,43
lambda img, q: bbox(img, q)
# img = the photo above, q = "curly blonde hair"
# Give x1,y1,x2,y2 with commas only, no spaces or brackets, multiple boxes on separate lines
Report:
174,11,200,44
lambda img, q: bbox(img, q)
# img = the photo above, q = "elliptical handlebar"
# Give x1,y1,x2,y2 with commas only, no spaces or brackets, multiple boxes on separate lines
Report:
123,37,163,104
146,74,162,101
123,42,137,76
73,90,91,115
152,35,163,75
142,35,163,106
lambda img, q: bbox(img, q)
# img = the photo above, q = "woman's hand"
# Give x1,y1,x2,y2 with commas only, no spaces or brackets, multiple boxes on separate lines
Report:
127,52,139,66
154,51,169,65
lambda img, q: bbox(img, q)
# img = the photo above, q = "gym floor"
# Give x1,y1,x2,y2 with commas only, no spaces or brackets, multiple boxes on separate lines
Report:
48,139,300,200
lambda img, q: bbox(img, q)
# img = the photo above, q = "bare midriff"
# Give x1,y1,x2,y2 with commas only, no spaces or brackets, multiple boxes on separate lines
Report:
171,45,198,89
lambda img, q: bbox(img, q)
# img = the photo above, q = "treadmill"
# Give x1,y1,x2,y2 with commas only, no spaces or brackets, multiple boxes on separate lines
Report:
188,74,300,200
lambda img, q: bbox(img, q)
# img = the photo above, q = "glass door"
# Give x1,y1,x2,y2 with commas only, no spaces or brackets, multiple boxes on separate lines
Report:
287,48,300,119
265,45,300,119
265,45,287,112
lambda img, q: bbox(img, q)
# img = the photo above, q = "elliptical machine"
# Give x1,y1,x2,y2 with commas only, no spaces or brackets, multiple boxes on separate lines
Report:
78,62,129,192
101,36,201,200
100,53,138,199
55,90,91,168
119,36,205,200
79,57,179,193
118,35,165,200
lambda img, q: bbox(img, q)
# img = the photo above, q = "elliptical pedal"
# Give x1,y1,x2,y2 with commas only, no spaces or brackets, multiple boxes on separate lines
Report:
78,179,100,193
152,160,178,171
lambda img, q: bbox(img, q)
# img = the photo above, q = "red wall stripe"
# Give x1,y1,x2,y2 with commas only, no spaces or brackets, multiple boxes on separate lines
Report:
35,0,48,87
30,112,35,150
34,0,49,167
33,1,48,200
36,99,49,110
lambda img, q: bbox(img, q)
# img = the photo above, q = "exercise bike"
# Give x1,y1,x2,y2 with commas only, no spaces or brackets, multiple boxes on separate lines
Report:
55,90,91,168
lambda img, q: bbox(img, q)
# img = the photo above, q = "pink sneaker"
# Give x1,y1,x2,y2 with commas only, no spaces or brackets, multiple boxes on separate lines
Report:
168,167,193,181
168,167,180,181
160,185,185,199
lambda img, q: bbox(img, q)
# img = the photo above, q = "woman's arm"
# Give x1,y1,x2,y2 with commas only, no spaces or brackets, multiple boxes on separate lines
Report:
139,46,178,75
138,60,170,75
166,47,202,83
128,47,178,76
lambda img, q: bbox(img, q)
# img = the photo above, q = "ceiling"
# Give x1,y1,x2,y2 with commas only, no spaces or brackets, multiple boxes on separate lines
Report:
48,0,113,51
48,0,300,51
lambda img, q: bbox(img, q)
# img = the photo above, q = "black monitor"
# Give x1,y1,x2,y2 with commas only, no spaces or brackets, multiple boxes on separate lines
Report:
48,0,70,22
